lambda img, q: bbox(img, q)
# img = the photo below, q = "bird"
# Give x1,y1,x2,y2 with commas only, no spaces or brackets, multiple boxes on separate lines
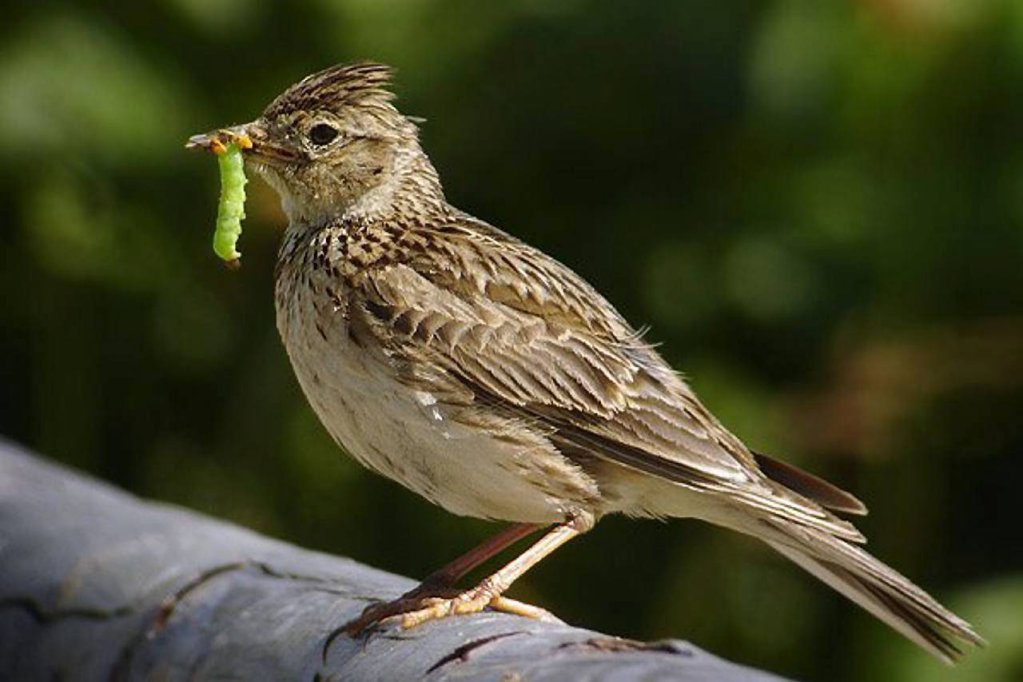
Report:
188,62,983,662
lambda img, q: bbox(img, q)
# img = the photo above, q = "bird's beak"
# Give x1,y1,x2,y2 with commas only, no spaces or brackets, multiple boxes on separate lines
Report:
186,121,297,163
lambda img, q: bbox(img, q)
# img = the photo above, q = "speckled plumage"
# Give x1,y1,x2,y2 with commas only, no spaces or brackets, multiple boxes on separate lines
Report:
192,63,982,660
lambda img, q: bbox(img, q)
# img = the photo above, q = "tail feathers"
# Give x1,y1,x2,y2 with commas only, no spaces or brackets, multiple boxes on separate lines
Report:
761,518,984,664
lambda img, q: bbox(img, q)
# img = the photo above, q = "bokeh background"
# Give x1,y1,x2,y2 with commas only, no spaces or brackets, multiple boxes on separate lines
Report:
1,1,1021,679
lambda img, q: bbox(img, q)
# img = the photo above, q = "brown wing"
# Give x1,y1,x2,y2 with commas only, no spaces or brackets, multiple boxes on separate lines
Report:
350,216,862,539
752,451,867,516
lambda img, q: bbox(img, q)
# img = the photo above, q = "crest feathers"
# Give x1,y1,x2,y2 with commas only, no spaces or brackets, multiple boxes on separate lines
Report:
263,62,396,118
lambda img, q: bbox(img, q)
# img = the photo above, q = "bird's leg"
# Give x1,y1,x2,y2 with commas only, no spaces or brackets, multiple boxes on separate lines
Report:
343,517,588,636
398,520,584,629
420,522,542,588
340,522,542,636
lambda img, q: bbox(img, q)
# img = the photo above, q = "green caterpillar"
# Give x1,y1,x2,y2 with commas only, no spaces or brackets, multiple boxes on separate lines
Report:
212,142,247,266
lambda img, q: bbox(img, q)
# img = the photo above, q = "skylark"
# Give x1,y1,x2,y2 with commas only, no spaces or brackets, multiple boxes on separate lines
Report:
189,63,983,662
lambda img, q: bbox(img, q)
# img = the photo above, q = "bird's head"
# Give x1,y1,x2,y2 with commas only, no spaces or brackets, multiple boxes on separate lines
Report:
189,62,441,223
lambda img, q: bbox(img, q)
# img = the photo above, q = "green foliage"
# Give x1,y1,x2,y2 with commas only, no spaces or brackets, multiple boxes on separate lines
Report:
1,2,1019,679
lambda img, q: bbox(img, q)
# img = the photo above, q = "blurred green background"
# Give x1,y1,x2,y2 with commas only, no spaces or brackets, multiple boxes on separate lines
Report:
1,0,1021,679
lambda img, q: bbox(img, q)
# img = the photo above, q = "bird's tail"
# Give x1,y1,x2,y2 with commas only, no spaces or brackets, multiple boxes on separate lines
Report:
755,516,984,663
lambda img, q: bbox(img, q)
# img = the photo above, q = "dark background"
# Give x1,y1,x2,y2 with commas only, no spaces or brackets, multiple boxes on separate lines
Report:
1,1,1020,679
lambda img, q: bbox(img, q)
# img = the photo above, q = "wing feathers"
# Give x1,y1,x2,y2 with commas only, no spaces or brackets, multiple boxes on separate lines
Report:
753,451,868,516
357,222,865,541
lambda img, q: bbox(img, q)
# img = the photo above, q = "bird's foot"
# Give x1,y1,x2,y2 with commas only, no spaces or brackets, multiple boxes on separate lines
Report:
342,582,559,637
394,589,560,629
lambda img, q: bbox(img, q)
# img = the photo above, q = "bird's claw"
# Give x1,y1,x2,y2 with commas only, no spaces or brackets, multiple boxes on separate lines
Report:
341,585,560,637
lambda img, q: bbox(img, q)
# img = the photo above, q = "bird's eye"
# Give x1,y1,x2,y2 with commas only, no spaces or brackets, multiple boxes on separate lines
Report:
308,123,340,146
